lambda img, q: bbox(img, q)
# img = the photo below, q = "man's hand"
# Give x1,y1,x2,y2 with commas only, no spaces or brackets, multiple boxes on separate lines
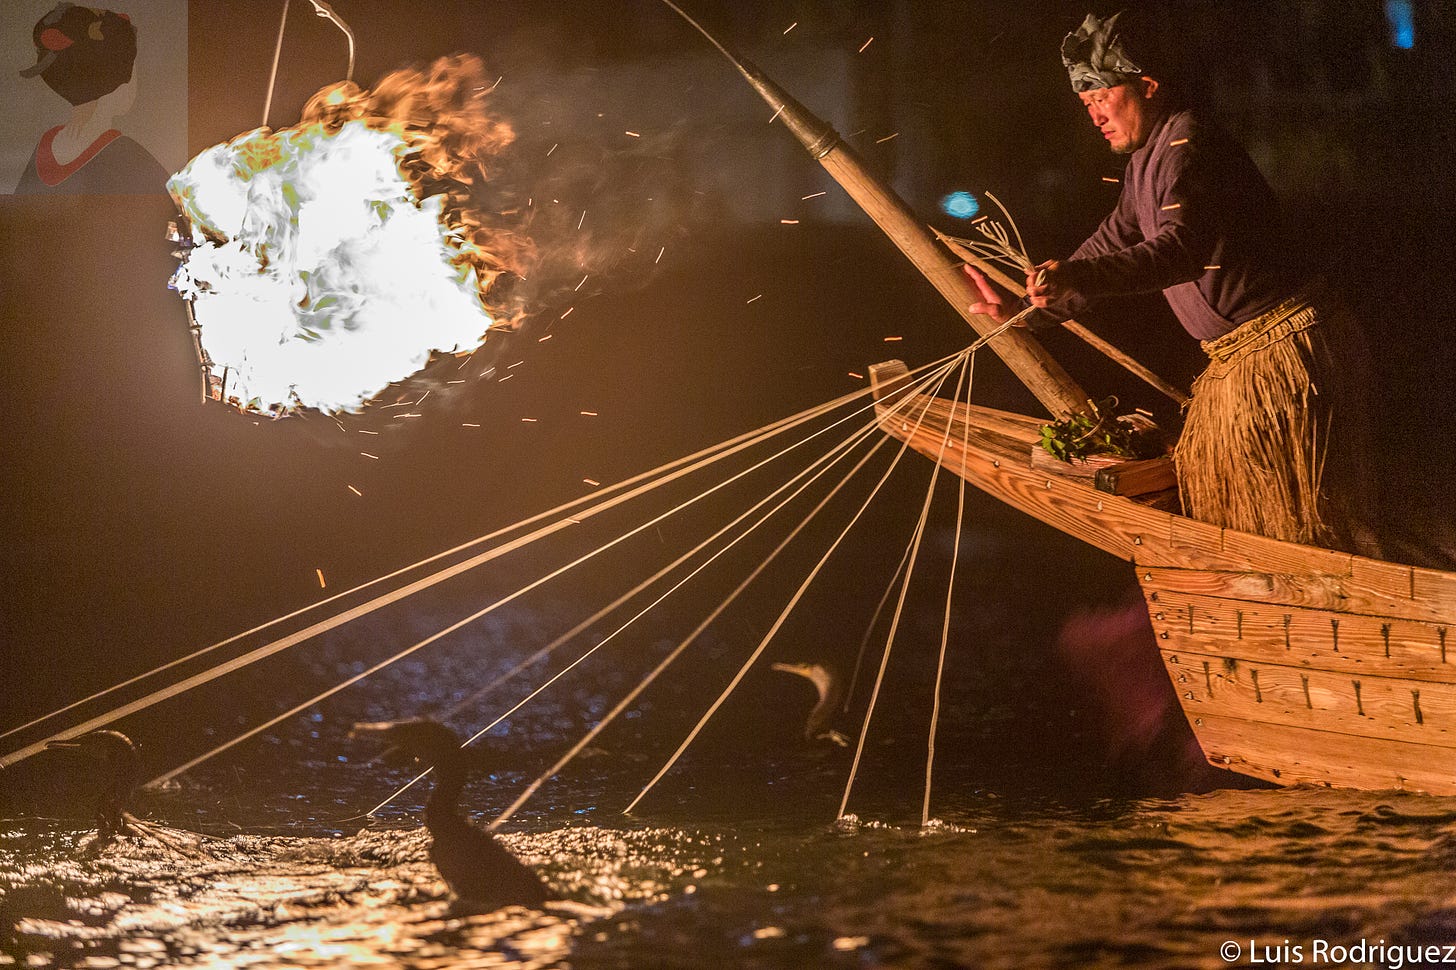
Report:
963,264,1021,325
1025,259,1065,308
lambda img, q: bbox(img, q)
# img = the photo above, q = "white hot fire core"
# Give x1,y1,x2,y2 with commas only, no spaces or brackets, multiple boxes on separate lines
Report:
169,120,494,414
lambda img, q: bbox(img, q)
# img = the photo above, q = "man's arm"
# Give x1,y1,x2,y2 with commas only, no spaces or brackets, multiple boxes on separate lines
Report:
1057,139,1220,297
1069,185,1142,262
1030,172,1145,321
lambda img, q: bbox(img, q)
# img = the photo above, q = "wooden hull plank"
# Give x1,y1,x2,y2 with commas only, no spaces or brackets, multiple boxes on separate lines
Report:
1147,588,1456,682
1194,713,1456,794
1164,649,1456,750
1219,529,1354,581
1141,565,1349,614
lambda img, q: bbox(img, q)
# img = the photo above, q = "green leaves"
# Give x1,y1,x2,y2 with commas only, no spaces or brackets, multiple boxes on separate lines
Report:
1037,397,1161,464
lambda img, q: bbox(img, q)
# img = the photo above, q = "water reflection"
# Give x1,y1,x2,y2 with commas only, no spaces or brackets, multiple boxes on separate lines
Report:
3,787,1455,969
0,824,693,968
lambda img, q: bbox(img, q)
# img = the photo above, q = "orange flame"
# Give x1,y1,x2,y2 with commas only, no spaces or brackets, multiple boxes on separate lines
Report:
299,54,536,328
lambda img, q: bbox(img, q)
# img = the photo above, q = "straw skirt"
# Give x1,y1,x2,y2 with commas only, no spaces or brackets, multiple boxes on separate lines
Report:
1173,289,1377,553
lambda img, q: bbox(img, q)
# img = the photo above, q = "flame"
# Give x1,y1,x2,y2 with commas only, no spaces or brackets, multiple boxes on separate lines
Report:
168,55,533,415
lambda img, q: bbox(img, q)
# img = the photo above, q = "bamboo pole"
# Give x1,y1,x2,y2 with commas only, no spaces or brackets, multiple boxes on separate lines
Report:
934,231,1191,406
660,2,1087,419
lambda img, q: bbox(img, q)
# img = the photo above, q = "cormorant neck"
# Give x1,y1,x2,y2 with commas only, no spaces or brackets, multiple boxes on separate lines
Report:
424,761,467,828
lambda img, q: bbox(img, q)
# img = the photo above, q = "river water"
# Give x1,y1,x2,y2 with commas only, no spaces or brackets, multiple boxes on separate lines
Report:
5,559,1456,970
3,778,1455,969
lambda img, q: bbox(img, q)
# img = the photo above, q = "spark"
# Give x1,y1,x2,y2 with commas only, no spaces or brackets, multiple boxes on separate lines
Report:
508,360,524,369
316,568,327,588
583,478,600,486
1170,137,1189,146
801,191,826,200
446,380,464,384
577,210,586,230
538,334,554,342
769,104,785,124
560,307,575,319
875,132,899,144
780,219,799,225
462,422,481,427
359,429,379,434
1161,203,1182,210
783,21,797,34
580,410,598,416
347,485,362,496
486,76,503,93
884,335,903,342
849,372,864,379
416,391,430,405
547,143,558,156
361,452,380,459
858,36,875,53
1204,264,1221,270
655,246,665,264
521,417,537,422
498,373,514,382
574,275,589,291
747,294,763,304
625,130,641,138
1102,176,1120,183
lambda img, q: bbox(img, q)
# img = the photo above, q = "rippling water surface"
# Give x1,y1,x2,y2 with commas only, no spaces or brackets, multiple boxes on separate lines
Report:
4,775,1455,969
4,520,1454,969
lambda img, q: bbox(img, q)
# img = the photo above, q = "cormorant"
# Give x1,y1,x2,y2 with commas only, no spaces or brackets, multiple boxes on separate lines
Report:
46,729,141,849
43,729,205,856
352,719,551,910
770,662,851,747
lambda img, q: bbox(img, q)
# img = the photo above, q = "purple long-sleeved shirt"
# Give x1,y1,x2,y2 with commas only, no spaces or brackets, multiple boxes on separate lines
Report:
1056,105,1296,341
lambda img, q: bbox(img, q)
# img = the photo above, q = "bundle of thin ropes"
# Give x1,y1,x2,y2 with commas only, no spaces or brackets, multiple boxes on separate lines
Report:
4,351,984,830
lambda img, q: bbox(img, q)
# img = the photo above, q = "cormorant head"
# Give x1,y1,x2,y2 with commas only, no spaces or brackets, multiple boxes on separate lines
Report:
769,661,834,702
351,718,465,769
44,729,141,805
45,729,139,770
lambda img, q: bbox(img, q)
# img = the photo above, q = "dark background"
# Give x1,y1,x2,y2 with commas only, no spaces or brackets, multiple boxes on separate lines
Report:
2,1,1453,805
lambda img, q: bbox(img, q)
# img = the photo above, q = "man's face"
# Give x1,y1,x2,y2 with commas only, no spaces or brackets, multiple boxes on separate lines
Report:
1078,79,1157,154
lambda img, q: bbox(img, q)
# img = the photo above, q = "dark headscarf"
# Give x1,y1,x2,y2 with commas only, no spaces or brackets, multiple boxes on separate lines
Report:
20,3,137,106
1061,12,1143,92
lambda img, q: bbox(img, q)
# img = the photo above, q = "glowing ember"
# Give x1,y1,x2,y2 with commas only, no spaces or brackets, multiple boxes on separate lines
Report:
168,56,530,415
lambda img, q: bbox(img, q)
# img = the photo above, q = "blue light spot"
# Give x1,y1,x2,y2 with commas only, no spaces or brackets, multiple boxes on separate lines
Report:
941,191,981,219
1385,0,1416,49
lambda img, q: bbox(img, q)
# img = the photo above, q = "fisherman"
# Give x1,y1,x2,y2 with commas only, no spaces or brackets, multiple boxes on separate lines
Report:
966,10,1378,555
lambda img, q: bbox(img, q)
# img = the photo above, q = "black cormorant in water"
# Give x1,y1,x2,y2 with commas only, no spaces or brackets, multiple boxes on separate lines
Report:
43,729,205,856
770,662,851,747
352,719,551,910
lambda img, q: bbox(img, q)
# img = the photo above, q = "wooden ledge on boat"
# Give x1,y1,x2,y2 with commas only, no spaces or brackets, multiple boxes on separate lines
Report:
871,358,1177,500
1029,448,1179,498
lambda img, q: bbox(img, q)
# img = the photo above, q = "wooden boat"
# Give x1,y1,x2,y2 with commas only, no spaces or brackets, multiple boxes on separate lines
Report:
869,360,1456,795
669,4,1455,794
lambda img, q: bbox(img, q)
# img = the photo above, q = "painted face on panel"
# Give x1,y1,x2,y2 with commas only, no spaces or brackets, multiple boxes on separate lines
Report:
1078,78,1158,154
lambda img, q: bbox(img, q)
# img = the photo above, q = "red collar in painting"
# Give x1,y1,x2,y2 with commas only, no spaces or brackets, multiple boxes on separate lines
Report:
35,126,123,187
